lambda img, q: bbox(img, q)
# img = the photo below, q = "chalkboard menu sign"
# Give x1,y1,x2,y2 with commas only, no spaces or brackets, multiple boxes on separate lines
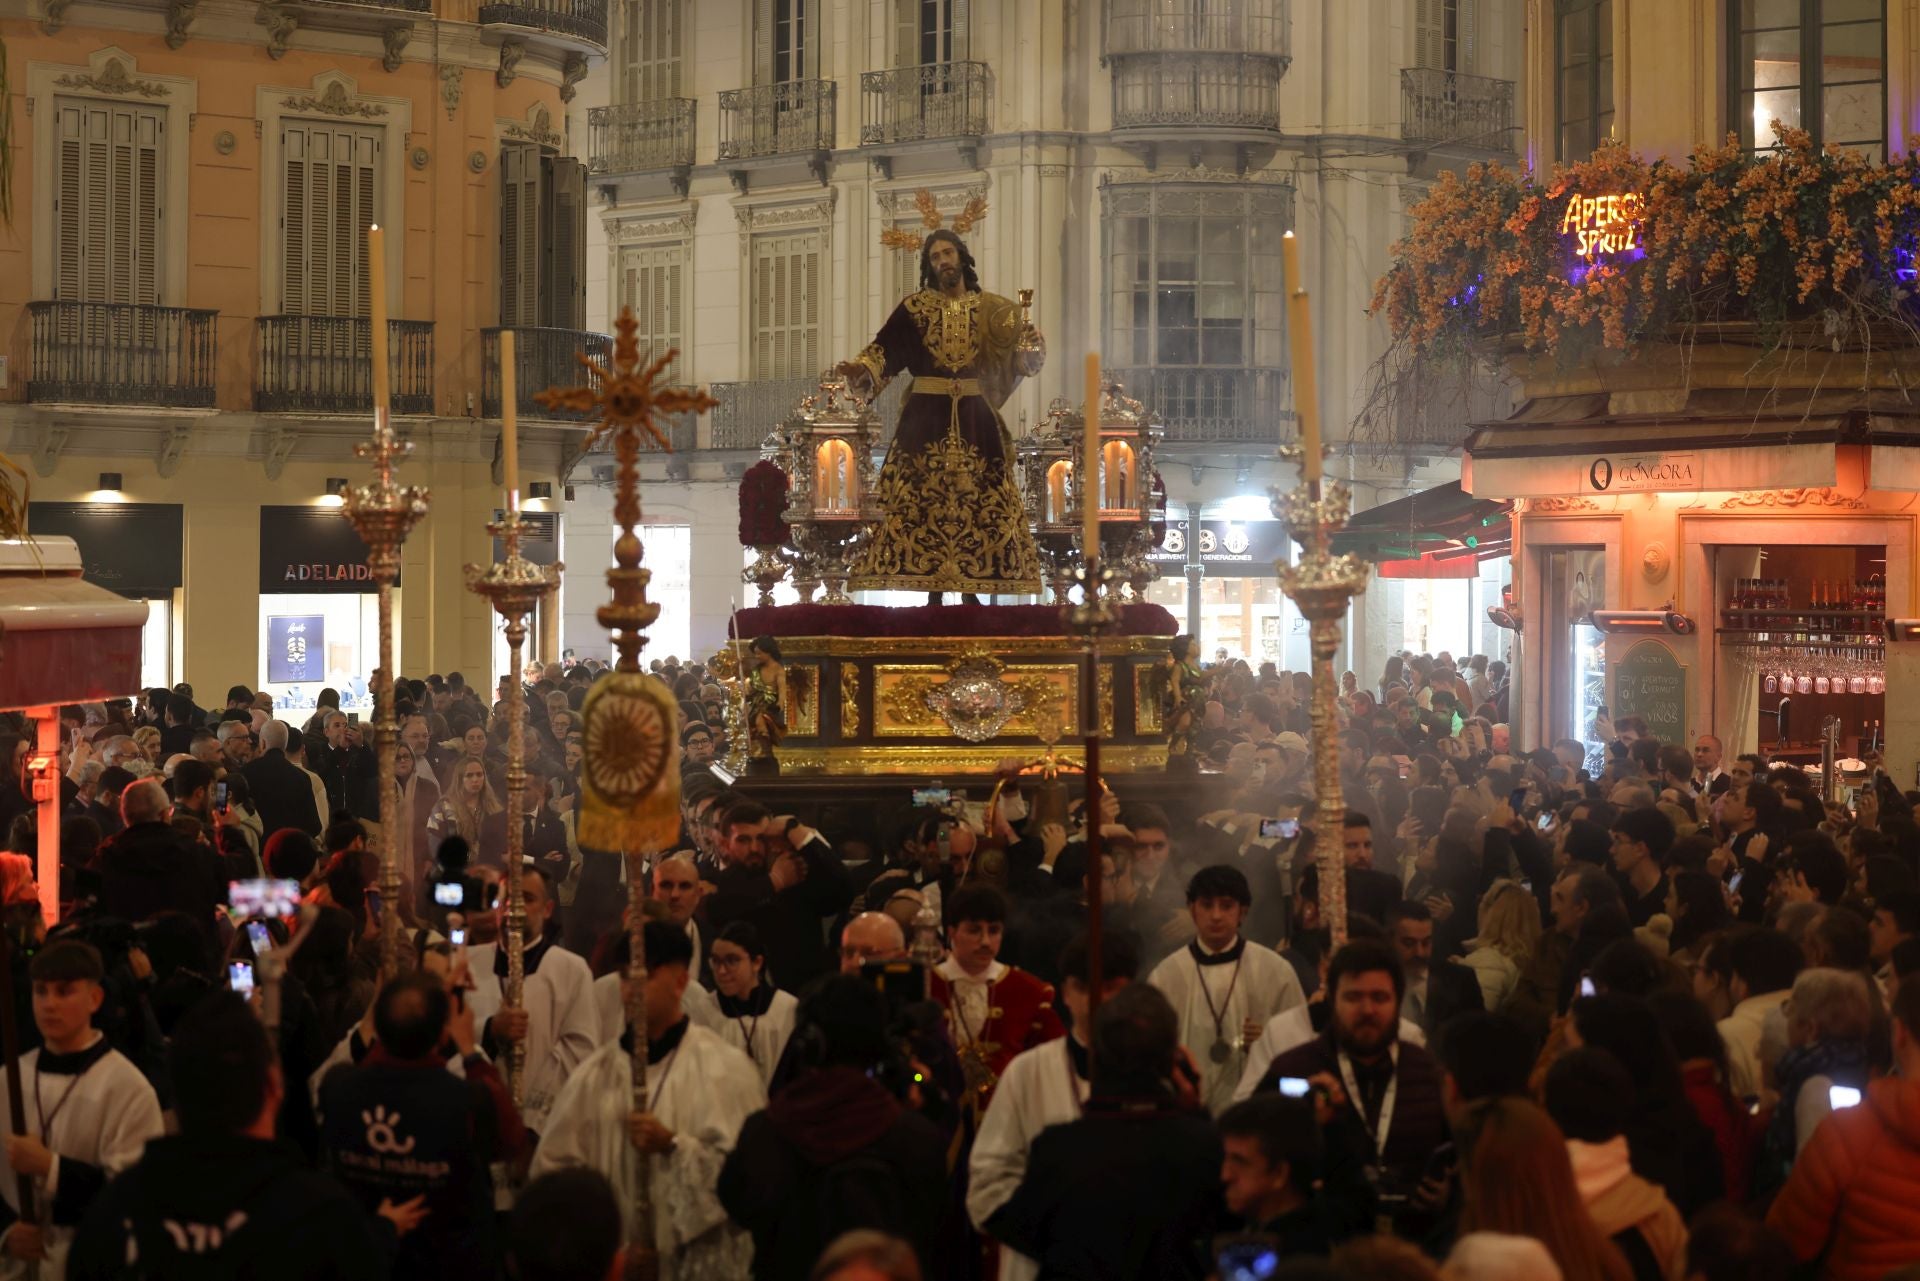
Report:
1613,640,1687,747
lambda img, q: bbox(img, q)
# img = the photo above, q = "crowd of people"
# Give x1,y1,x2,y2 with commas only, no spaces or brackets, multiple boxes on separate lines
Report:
0,645,1909,1279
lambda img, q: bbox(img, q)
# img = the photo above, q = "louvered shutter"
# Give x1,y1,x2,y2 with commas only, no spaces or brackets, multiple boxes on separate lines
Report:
1414,0,1445,69
618,243,684,380
950,0,968,59
499,142,541,326
281,120,378,316
896,0,919,68
1458,0,1475,74
52,98,164,305
754,0,775,84
621,0,682,104
751,231,821,380
541,155,587,330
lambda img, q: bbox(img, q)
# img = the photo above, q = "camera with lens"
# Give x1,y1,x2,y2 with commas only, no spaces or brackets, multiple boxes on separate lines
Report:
430,836,496,915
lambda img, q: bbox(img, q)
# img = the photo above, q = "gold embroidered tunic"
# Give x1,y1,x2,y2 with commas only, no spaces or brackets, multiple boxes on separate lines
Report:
846,289,1044,593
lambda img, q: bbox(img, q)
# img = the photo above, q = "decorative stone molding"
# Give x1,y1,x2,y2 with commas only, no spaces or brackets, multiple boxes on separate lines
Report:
281,80,388,118
439,64,463,119
1526,497,1602,513
381,25,412,74
606,205,699,244
875,180,988,216
53,58,167,98
257,2,299,58
214,130,237,155
1717,487,1866,510
501,103,561,149
497,40,525,89
164,0,199,49
1101,163,1294,189
40,0,74,35
733,190,837,234
560,53,589,104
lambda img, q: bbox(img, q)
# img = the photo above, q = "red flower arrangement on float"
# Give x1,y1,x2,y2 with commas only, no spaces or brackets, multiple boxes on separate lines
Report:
738,460,791,549
1371,128,1920,360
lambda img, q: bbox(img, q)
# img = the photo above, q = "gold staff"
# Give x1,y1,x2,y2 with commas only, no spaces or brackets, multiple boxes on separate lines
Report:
344,223,431,978
1273,231,1369,948
466,330,562,1105
536,309,716,1281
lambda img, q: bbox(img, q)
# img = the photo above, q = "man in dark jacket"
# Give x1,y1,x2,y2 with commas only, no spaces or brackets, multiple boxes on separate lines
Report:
1254,940,1449,1213
158,693,199,760
987,983,1223,1279
719,975,947,1281
320,972,520,1280
308,712,373,821
1386,900,1485,1036
69,992,387,1281
90,780,222,960
703,801,852,992
244,720,322,840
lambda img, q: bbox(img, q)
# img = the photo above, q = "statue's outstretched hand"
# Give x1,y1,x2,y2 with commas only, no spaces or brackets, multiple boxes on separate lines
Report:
835,360,875,398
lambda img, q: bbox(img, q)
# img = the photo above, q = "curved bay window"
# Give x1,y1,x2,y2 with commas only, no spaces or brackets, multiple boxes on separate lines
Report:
1101,179,1289,444
1730,0,1885,159
1555,0,1613,161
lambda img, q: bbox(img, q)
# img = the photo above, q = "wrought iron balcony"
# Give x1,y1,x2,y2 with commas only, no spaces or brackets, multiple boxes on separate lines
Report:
1107,0,1287,58
476,0,607,47
27,301,218,409
706,375,906,450
482,326,613,421
254,316,433,416
1109,366,1288,444
1400,68,1516,150
588,99,698,175
1111,55,1281,132
860,62,990,146
321,0,431,10
719,80,836,162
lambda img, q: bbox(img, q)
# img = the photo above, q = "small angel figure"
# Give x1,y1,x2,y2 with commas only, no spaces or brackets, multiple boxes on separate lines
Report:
1160,633,1206,771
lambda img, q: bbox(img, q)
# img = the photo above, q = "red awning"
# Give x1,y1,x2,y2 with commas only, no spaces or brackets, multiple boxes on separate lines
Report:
0,538,147,710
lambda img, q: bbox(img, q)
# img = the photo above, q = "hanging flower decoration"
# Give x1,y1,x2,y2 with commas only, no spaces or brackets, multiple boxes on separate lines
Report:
739,459,791,548
1372,128,1920,361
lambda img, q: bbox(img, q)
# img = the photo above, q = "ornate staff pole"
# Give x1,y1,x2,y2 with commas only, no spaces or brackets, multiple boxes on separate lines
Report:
345,223,430,978
1273,232,1369,949
536,310,715,1281
466,331,561,1105
1067,356,1118,1030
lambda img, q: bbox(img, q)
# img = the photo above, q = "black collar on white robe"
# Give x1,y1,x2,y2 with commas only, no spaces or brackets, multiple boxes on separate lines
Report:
718,985,776,1018
39,1035,111,1076
1066,1035,1090,1081
621,1015,690,1064
495,923,560,979
1188,937,1247,967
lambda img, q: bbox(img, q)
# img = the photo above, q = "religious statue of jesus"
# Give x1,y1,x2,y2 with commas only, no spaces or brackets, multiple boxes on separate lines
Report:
836,230,1045,601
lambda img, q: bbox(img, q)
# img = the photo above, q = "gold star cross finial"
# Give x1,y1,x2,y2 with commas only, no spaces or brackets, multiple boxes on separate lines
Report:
535,306,719,671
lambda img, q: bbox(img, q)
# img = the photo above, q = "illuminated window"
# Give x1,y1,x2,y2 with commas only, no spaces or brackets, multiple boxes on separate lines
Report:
1730,0,1885,160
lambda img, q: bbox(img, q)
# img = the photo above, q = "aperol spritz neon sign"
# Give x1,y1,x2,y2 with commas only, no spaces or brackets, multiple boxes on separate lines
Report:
1559,192,1645,263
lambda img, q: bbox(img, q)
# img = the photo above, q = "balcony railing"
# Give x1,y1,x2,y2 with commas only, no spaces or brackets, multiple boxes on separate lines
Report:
719,80,836,162
27,301,218,409
1400,67,1516,150
588,99,697,175
860,62,990,146
482,327,613,421
1109,366,1288,443
1108,0,1287,58
476,0,607,46
325,0,432,10
1112,55,1281,131
254,316,434,416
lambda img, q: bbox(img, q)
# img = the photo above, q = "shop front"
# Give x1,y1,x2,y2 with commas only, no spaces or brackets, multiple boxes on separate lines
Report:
257,505,389,715
1467,388,1920,782
26,501,183,690
1142,515,1296,666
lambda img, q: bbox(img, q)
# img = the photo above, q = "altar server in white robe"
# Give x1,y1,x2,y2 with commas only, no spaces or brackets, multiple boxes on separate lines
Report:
1147,864,1305,1114
466,864,598,1132
592,904,724,1046
0,940,163,1281
705,921,798,1090
533,920,763,1281
970,931,1139,1281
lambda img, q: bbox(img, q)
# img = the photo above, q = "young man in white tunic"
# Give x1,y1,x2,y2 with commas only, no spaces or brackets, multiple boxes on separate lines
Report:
969,931,1139,1281
1148,863,1305,1114
0,939,163,1280
592,859,723,1046
532,919,764,1280
466,863,597,1132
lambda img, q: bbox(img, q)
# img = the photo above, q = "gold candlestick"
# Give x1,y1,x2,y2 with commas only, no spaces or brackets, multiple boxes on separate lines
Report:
342,407,430,979
536,308,716,1275
1270,234,1367,947
465,340,560,1105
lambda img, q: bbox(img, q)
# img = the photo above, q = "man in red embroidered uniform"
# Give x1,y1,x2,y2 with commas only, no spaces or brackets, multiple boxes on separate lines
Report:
931,884,1065,1112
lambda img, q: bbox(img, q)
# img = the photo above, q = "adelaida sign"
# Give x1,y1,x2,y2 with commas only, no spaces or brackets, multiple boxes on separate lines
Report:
258,506,399,594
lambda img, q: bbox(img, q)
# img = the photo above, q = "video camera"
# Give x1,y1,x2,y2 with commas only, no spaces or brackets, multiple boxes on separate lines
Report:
430,836,498,915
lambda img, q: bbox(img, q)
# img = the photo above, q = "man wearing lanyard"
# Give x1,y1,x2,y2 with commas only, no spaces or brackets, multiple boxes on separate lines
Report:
1253,939,1448,1233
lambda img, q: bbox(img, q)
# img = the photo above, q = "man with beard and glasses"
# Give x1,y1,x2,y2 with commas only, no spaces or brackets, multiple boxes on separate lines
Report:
1253,939,1448,1227
834,228,1046,602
